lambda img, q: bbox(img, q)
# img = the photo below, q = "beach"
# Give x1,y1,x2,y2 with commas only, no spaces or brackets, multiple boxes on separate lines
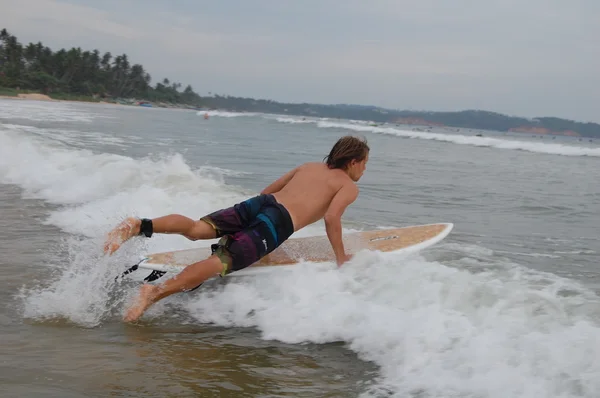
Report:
0,93,57,101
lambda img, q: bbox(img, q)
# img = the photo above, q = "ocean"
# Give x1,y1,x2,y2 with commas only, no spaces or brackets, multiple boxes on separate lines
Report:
1,99,599,398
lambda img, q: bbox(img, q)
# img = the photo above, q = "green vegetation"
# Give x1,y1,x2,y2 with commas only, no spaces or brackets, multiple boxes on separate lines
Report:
47,92,102,102
1,28,598,137
0,86,17,96
0,28,202,105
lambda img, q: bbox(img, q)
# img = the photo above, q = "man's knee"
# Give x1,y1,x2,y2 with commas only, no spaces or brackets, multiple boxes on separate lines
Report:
185,220,217,240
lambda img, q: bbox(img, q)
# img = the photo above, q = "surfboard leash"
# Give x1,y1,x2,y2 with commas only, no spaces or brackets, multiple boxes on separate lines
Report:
116,259,203,291
116,260,142,281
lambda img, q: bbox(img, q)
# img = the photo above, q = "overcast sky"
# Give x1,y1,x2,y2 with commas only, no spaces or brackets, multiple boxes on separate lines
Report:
2,0,599,122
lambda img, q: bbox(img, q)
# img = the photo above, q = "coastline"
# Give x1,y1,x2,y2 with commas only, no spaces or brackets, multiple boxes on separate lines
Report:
0,93,198,110
0,93,110,104
0,93,59,101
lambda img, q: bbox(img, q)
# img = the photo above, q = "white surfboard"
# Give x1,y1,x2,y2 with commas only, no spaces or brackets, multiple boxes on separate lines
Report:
135,223,453,276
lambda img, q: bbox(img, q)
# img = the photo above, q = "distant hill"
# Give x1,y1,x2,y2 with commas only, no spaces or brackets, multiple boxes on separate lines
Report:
199,96,600,138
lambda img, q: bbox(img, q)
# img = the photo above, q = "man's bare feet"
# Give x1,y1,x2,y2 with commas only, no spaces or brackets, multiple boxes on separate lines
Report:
104,217,142,254
124,284,160,322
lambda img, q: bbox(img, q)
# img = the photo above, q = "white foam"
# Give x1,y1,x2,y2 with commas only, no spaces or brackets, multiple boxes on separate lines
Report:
200,165,253,177
314,121,600,157
272,116,314,124
197,110,256,118
194,110,599,158
178,251,600,397
2,123,127,148
267,115,599,158
0,125,246,235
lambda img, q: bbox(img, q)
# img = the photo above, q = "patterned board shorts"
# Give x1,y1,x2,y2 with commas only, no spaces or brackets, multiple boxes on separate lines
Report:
201,194,294,275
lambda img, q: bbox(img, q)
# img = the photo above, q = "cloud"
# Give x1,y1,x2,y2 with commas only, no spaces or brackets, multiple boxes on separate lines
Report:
1,0,598,121
2,0,141,40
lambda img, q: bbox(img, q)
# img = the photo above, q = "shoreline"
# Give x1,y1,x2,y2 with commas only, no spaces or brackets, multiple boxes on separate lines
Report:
0,93,60,101
0,92,110,104
0,93,199,111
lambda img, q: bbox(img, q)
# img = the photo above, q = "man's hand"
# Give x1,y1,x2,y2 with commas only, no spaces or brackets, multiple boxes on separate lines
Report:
325,184,359,268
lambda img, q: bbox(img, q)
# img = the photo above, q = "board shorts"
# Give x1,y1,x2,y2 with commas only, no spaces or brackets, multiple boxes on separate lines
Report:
200,194,294,276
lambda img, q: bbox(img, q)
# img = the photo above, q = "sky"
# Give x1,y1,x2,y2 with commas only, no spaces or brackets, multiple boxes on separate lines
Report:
2,0,599,122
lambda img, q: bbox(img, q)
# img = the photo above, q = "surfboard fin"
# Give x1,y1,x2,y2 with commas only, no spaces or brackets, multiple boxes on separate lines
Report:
143,270,166,282
115,261,167,283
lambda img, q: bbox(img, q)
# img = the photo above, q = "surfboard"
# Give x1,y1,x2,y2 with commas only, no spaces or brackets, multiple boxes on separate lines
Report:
134,223,453,276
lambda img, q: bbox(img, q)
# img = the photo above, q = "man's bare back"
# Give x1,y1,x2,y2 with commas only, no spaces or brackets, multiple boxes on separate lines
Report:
269,162,356,231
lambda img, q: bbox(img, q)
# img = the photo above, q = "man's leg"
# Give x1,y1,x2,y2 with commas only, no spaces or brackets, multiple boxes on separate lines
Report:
104,215,217,254
123,255,224,322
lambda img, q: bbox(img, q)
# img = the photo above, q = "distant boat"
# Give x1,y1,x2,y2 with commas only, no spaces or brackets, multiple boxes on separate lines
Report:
138,101,152,108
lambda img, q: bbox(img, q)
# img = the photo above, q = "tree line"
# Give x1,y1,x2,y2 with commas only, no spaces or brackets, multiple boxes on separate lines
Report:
0,28,201,104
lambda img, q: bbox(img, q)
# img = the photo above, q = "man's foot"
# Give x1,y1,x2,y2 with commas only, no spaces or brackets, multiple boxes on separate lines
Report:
124,284,160,322
104,217,141,255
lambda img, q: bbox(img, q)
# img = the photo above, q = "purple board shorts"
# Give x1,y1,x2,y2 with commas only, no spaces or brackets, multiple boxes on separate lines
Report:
201,194,294,275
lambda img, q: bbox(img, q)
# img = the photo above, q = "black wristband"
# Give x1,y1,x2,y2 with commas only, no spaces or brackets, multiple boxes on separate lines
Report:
139,218,153,238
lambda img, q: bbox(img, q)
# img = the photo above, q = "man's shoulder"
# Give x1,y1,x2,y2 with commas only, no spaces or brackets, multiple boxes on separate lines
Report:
300,161,324,167
295,162,325,171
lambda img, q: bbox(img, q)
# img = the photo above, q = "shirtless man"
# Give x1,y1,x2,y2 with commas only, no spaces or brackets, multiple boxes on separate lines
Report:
105,135,369,322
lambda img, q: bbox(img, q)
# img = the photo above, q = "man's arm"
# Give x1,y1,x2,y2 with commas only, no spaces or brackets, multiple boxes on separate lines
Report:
260,166,301,195
324,184,359,266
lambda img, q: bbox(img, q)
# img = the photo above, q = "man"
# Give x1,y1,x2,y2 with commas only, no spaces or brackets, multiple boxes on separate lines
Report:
105,135,369,322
